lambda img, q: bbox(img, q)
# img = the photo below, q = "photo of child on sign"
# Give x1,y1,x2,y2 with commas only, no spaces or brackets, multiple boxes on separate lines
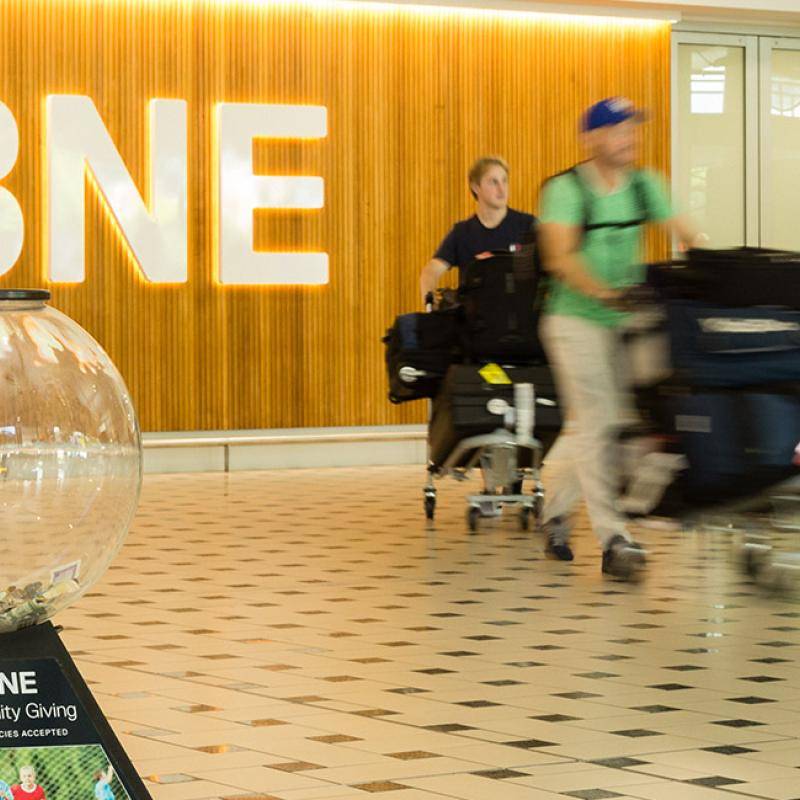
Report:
0,746,129,800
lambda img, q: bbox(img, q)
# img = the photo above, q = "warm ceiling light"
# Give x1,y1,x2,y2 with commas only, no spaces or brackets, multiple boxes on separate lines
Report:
94,0,679,25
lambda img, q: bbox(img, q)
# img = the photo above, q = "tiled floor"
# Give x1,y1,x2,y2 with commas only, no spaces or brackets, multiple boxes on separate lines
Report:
59,466,800,800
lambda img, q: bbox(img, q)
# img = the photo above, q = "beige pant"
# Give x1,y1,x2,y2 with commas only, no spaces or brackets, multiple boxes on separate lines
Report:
540,314,633,548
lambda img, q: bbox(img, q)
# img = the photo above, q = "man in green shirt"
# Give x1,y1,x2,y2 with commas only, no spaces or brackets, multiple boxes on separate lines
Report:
538,97,703,580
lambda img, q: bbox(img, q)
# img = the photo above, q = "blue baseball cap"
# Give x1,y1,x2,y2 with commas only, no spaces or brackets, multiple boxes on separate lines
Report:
582,97,644,132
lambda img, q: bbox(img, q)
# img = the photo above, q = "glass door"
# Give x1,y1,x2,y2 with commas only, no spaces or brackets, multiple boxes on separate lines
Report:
672,33,759,248
760,37,800,251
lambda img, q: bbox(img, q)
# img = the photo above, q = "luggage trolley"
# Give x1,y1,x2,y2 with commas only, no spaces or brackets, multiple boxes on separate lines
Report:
422,380,549,533
416,290,557,531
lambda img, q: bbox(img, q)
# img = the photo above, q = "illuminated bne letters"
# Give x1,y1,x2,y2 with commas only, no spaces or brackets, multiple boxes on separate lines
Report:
216,103,328,285
47,96,189,283
37,97,327,285
0,103,24,277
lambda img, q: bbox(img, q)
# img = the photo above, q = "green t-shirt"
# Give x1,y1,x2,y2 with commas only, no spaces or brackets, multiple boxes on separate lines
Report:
539,166,673,327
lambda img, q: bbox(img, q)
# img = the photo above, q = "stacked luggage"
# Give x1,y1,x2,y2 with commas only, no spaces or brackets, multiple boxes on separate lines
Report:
644,247,800,513
428,363,560,469
383,247,562,527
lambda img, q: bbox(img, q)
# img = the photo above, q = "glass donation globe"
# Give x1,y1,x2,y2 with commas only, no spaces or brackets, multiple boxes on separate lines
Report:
0,290,142,633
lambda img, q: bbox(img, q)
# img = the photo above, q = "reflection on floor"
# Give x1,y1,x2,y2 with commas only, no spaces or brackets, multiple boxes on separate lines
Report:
60,466,800,800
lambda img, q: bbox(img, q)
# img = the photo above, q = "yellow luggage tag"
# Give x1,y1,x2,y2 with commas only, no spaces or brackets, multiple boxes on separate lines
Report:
479,363,512,385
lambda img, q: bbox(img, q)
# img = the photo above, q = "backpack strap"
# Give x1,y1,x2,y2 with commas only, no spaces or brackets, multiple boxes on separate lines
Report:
543,164,653,237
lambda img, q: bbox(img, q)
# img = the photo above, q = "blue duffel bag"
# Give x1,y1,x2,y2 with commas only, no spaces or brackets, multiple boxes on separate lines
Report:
666,302,800,388
671,388,800,503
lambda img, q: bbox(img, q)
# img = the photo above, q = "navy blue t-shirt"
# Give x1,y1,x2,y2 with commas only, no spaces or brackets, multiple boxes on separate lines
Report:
434,208,536,283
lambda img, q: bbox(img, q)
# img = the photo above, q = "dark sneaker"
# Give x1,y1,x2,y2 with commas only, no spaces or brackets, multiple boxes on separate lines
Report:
543,516,574,562
602,534,646,581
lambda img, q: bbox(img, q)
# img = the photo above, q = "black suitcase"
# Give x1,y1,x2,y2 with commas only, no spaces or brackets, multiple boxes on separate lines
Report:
648,247,800,309
383,309,461,404
460,249,546,362
428,363,561,468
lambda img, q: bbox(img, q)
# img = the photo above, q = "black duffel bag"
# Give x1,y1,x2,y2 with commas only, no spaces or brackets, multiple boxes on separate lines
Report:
649,247,800,308
459,247,546,363
383,308,461,404
668,385,800,505
665,302,800,388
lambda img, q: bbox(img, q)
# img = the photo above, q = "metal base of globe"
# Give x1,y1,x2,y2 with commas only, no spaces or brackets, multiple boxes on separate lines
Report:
0,621,151,800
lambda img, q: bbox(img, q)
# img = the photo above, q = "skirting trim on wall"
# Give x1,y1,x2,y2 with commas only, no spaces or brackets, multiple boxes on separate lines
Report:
142,426,427,473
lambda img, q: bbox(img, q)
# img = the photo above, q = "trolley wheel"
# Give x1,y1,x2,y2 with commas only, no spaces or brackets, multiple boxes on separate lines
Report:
424,494,436,521
532,495,544,528
467,506,479,532
519,506,531,531
741,543,771,579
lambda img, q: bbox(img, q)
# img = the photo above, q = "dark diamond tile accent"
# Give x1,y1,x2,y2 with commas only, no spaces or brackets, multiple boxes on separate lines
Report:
703,745,758,755
741,675,784,683
424,723,474,733
564,792,623,800
713,719,765,728
352,782,409,793
483,680,525,687
727,696,776,705
504,739,557,749
685,776,745,788
387,751,440,760
611,729,662,738
649,683,693,691
665,665,706,671
456,700,501,708
473,769,530,780
310,735,362,744
268,761,323,773
554,692,602,699
591,757,649,768
576,672,619,679
632,705,680,714
531,714,581,723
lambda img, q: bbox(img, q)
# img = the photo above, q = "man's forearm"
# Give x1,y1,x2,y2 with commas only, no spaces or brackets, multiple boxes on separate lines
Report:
666,214,707,250
420,268,438,302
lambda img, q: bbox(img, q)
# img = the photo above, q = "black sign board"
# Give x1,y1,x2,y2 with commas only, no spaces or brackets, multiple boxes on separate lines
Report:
0,623,151,800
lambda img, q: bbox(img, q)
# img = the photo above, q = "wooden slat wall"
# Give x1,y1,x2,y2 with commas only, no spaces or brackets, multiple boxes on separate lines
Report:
0,0,671,431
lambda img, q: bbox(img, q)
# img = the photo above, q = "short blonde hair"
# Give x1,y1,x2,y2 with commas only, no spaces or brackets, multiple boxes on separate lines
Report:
468,156,509,199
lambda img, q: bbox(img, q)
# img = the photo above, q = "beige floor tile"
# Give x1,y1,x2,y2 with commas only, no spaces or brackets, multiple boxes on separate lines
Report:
42,467,800,800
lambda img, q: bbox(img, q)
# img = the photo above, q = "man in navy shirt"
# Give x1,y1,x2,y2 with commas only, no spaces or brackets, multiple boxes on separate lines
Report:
420,156,536,301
